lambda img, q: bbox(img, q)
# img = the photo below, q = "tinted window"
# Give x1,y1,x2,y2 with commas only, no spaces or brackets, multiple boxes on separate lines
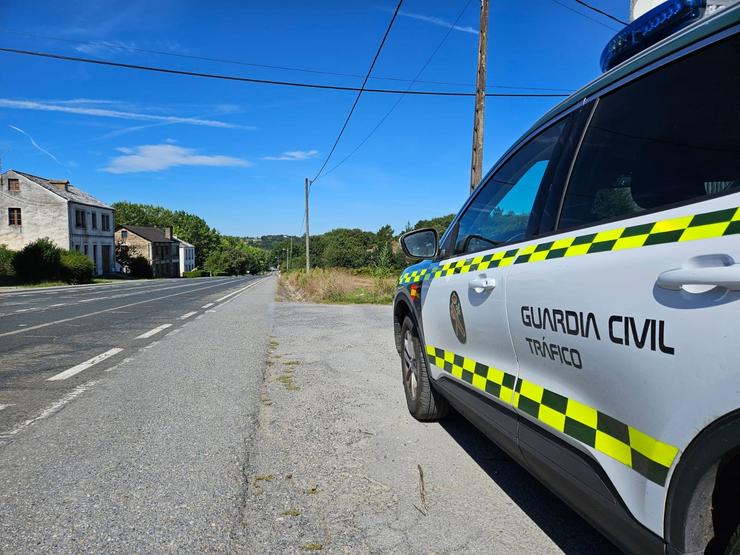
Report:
455,119,568,255
560,35,740,230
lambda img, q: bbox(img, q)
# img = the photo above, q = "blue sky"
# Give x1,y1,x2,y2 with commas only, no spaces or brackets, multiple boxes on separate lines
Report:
0,0,627,237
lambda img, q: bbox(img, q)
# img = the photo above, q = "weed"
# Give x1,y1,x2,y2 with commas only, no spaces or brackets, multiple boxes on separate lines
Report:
281,508,300,517
303,543,323,551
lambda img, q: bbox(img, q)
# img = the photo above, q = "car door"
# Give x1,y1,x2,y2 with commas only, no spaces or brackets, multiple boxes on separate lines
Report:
505,34,740,536
420,115,578,447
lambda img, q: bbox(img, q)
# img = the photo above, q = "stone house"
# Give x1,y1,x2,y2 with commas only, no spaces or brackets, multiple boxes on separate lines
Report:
115,225,180,278
173,236,196,276
0,170,115,275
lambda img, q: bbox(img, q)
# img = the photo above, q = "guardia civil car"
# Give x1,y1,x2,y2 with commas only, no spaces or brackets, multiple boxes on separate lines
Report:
393,2,740,553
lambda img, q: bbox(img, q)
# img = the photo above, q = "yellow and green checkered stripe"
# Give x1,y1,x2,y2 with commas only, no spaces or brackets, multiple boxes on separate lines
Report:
425,345,679,486
400,205,740,284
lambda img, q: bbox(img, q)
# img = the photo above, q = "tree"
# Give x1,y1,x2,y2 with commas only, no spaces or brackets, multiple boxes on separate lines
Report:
115,242,140,273
413,214,455,235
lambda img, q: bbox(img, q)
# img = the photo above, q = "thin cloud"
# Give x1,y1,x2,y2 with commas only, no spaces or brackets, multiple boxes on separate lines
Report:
74,39,188,57
8,125,66,169
398,10,478,35
0,99,252,129
262,149,319,161
102,143,252,174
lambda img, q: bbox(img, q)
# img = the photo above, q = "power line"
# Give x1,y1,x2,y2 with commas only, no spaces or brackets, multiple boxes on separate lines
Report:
324,0,474,178
0,47,570,98
0,28,574,93
310,0,403,184
546,0,621,31
573,0,627,25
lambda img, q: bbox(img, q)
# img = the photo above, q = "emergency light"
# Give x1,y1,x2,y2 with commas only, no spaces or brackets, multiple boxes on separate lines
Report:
600,0,707,72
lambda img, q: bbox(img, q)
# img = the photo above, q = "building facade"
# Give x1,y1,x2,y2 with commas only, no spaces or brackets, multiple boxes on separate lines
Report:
174,236,196,276
0,170,115,275
115,225,180,278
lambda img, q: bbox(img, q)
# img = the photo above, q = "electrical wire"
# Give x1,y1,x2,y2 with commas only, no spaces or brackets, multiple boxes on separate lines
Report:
573,0,627,25
323,0,475,178
0,28,574,93
0,47,570,98
546,0,621,31
309,0,404,184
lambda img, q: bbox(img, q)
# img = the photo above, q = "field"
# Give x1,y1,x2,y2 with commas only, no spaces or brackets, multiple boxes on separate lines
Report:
277,268,397,304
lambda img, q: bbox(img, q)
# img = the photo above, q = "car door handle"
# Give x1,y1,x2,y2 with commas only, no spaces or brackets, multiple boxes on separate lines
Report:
469,277,496,293
657,264,740,291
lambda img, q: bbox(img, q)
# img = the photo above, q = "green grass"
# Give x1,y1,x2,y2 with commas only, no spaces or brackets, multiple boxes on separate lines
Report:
278,268,396,305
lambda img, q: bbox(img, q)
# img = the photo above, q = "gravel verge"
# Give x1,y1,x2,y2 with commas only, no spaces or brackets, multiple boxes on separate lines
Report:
236,302,618,554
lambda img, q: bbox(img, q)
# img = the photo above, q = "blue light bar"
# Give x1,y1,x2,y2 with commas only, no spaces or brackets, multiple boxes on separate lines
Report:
600,0,707,72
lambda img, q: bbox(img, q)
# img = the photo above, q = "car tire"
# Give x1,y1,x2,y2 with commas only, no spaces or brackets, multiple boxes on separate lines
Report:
400,316,449,421
724,525,740,555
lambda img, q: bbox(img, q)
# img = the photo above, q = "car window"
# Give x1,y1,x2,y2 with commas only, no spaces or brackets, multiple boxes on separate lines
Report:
455,119,569,255
559,35,739,231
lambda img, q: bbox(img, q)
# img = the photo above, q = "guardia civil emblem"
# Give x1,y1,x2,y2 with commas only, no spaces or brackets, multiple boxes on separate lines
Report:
449,290,467,344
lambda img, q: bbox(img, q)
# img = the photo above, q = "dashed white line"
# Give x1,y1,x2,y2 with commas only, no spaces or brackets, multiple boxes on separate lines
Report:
0,380,99,440
202,302,214,309
0,404,13,411
136,324,172,339
47,348,124,381
49,303,66,307
180,311,197,320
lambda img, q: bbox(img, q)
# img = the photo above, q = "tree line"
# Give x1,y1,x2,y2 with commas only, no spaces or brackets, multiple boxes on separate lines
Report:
112,202,271,276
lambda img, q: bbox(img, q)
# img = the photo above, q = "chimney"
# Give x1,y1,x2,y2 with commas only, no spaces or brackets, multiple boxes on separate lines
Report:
50,179,69,191
163,226,173,240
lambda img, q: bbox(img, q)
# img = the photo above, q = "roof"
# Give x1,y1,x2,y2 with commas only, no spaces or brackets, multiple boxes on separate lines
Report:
11,170,112,209
173,236,195,248
119,225,176,243
482,2,740,184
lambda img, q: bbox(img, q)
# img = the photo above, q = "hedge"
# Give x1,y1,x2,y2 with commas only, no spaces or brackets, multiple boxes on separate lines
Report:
0,245,14,277
13,238,61,282
183,269,210,278
60,250,94,284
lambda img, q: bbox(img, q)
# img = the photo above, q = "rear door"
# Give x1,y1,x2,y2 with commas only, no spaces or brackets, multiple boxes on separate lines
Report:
420,115,578,445
505,34,740,535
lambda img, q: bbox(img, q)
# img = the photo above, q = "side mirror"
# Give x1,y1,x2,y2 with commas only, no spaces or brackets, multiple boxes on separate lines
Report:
400,228,439,259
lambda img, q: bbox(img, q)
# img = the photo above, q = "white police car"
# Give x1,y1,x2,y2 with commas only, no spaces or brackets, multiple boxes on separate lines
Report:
393,2,740,553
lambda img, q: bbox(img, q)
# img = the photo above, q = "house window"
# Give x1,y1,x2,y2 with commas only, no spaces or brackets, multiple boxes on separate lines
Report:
7,178,20,192
121,230,128,239
101,214,110,231
8,207,21,226
91,212,97,229
75,209,86,228
74,244,80,251
84,244,89,255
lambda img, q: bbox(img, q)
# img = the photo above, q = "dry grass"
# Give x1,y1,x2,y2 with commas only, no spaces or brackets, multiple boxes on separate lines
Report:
277,268,396,305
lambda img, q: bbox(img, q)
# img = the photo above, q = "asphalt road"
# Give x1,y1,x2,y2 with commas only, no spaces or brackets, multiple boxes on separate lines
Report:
0,274,275,553
0,276,265,440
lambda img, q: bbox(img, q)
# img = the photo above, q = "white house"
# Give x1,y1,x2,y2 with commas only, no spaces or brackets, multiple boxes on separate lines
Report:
173,236,196,276
0,170,115,275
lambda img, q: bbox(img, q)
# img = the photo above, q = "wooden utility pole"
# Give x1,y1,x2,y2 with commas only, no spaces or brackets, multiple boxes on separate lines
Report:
469,0,489,193
305,178,310,272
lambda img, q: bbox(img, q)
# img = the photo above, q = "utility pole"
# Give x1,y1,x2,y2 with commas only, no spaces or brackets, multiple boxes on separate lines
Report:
469,0,489,194
305,178,310,272
288,236,292,271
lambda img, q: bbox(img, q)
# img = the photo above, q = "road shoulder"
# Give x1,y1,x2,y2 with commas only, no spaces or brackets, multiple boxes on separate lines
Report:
237,302,617,554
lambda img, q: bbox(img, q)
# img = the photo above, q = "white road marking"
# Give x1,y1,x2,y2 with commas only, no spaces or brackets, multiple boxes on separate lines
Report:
201,302,214,309
214,278,265,303
211,277,269,309
0,404,14,411
0,380,99,440
136,324,172,339
47,348,124,381
0,278,250,338
14,308,31,313
49,303,66,307
180,311,197,320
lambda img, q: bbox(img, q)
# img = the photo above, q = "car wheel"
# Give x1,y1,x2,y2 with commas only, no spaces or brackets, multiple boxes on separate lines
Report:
724,525,740,555
400,316,449,421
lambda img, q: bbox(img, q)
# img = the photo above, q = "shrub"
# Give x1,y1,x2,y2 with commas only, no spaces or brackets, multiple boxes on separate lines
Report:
13,238,61,282
183,268,210,278
60,250,94,284
0,245,15,277
128,256,153,278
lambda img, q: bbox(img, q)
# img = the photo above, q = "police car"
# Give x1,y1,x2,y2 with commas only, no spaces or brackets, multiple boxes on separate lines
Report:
393,2,740,553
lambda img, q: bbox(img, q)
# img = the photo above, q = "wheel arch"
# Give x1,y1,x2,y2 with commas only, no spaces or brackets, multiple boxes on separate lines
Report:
393,291,419,354
665,408,740,554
